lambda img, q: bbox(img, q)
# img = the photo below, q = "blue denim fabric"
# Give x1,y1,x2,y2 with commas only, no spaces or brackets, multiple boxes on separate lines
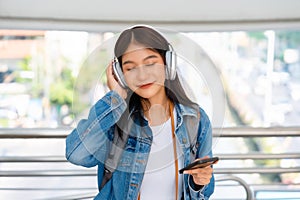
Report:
66,90,215,200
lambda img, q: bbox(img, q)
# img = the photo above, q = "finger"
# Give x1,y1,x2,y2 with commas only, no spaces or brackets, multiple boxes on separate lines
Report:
183,163,213,174
183,167,207,175
106,61,113,76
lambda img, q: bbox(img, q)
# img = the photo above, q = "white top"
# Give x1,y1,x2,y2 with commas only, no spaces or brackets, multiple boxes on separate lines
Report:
140,109,183,200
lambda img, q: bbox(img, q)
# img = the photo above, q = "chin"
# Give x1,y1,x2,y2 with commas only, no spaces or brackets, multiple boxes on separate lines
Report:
135,90,156,99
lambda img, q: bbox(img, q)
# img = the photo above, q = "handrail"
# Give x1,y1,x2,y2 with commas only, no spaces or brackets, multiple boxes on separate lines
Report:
216,175,254,200
214,126,300,137
1,167,299,177
0,127,300,138
1,152,300,163
0,156,67,162
215,153,300,160
0,127,299,200
0,128,71,138
214,167,300,174
0,187,96,191
0,169,96,177
37,193,96,200
31,176,254,200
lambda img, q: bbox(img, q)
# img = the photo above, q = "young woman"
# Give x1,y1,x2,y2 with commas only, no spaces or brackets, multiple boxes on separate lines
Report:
66,25,216,200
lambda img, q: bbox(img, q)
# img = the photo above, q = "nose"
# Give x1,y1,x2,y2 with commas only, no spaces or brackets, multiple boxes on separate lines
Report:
136,65,150,81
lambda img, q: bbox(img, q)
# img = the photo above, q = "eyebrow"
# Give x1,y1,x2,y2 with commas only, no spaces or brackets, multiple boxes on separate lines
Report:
122,54,159,66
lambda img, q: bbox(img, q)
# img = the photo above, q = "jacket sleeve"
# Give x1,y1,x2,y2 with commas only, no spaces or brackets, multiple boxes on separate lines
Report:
65,90,127,168
189,107,215,200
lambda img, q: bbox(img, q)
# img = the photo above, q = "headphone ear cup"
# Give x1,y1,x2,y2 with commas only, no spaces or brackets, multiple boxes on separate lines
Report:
112,59,127,88
165,50,177,80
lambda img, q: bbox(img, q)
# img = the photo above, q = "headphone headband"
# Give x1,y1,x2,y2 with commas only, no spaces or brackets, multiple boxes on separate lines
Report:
112,25,177,88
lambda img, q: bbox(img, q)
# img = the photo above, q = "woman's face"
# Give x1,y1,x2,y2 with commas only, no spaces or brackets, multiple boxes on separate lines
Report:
122,43,166,101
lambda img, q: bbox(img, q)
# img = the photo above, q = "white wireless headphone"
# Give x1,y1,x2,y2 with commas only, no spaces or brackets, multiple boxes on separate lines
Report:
112,25,177,88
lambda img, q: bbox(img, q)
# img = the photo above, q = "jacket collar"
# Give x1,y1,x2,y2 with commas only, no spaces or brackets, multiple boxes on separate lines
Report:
128,102,198,122
176,103,198,118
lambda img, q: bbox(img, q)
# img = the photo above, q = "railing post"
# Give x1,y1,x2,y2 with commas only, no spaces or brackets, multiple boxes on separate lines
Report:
216,175,254,200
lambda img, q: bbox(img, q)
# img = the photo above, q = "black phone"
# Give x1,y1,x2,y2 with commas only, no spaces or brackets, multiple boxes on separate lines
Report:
179,157,219,174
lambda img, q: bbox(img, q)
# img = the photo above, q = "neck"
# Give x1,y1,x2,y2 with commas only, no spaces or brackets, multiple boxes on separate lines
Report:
142,96,171,126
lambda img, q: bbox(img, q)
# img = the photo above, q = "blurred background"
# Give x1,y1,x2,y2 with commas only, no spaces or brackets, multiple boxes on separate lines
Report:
0,0,300,199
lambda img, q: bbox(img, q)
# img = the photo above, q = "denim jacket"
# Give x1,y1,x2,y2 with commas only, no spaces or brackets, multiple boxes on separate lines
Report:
66,90,215,200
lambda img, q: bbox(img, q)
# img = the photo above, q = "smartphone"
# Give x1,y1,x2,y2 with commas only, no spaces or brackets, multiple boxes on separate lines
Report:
179,157,219,174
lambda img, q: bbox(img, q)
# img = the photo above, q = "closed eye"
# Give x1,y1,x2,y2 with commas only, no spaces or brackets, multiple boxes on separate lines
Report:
144,62,156,67
124,66,136,72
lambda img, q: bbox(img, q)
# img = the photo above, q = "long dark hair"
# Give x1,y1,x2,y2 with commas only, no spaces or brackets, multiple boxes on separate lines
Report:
114,26,198,137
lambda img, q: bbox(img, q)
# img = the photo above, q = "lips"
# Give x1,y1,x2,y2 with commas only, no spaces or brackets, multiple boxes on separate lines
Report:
139,83,154,89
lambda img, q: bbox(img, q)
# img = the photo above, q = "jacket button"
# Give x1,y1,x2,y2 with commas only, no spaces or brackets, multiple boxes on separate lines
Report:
111,97,117,104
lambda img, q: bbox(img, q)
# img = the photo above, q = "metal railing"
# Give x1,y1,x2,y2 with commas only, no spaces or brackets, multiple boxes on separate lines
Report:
1,126,299,138
0,127,300,200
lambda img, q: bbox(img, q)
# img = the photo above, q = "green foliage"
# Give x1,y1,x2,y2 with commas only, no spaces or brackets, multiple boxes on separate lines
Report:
15,56,32,84
18,56,32,71
277,31,300,48
15,56,44,98
50,68,75,106
247,32,266,40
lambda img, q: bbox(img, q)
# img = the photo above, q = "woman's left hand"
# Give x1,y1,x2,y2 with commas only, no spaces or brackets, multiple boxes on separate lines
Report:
106,61,128,99
183,157,215,186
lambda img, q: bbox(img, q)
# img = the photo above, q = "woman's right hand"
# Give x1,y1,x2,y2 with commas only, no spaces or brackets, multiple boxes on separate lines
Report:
106,61,128,99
